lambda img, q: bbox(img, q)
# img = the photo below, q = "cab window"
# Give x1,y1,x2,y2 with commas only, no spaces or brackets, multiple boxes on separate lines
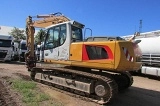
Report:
45,28,55,49
71,25,83,42
59,24,66,45
44,24,67,49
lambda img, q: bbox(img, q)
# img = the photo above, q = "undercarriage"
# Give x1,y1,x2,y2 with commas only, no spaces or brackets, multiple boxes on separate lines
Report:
30,65,133,105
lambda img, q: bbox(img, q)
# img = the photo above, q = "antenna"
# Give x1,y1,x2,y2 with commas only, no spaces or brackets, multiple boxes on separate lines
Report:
139,20,142,33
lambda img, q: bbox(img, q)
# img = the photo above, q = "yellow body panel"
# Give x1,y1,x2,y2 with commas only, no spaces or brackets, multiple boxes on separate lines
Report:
114,41,141,71
44,41,141,72
69,42,115,70
69,43,83,61
44,59,72,65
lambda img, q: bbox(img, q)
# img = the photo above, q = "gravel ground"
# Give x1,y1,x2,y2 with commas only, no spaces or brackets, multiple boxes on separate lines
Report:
0,61,160,106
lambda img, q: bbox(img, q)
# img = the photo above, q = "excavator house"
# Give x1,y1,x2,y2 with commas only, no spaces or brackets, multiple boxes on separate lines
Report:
25,12,141,104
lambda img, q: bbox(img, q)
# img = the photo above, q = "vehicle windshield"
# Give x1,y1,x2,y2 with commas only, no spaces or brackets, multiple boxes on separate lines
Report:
0,39,11,47
71,25,83,42
21,44,27,50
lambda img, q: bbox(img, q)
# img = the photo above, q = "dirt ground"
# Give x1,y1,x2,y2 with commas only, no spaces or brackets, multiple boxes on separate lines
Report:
0,61,160,106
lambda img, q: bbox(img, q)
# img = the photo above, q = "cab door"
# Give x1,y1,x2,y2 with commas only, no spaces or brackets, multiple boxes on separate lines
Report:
58,24,70,60
44,26,60,61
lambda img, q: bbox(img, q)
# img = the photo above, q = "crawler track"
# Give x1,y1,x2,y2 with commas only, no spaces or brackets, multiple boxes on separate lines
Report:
32,67,118,105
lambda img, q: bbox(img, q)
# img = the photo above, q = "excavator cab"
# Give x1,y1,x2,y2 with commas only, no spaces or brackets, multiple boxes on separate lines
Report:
42,21,84,61
26,13,84,69
39,21,84,42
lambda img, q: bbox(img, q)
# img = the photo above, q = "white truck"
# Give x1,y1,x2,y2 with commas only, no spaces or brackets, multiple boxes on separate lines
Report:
12,42,19,61
19,40,27,62
39,42,44,62
19,40,36,62
123,30,160,77
0,35,14,62
36,44,41,61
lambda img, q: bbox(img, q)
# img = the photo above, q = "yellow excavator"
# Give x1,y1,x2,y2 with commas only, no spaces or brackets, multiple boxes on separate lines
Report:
25,12,141,105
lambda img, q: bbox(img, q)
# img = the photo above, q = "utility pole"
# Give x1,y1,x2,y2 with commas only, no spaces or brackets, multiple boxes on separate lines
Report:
139,20,142,33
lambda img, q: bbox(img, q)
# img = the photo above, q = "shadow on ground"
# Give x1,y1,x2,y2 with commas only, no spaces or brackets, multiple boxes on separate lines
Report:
106,87,160,106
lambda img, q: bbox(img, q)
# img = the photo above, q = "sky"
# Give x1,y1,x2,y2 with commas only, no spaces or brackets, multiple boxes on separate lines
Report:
0,0,160,36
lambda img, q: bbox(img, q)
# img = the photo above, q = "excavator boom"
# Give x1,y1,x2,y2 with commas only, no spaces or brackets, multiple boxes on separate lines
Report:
27,12,70,28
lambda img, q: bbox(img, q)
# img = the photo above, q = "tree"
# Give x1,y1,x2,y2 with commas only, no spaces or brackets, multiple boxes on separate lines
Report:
34,29,46,44
9,27,25,42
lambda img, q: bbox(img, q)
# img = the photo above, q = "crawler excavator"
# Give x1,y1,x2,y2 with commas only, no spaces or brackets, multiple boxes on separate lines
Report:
25,12,141,105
